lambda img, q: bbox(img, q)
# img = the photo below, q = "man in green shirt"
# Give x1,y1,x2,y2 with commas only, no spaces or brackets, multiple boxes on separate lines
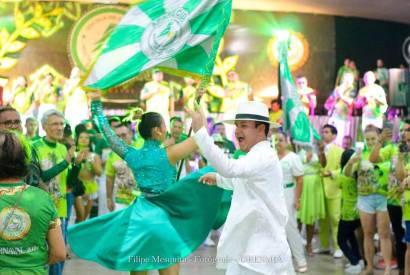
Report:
106,124,141,212
25,117,41,141
164,116,187,146
212,122,236,156
32,109,75,275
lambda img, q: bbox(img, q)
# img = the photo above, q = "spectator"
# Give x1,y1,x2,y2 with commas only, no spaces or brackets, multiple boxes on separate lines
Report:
75,128,102,219
212,122,236,155
25,117,40,141
0,130,65,274
106,124,139,212
0,106,23,132
376,59,389,94
269,99,283,125
32,109,75,275
164,116,187,147
343,135,353,150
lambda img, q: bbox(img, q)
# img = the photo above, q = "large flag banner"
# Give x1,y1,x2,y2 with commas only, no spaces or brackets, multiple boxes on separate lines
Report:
278,38,320,145
84,0,232,90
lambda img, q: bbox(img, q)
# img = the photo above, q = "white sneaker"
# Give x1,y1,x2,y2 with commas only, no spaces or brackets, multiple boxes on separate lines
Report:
359,259,365,269
296,265,308,273
203,237,216,247
345,264,362,274
333,249,344,258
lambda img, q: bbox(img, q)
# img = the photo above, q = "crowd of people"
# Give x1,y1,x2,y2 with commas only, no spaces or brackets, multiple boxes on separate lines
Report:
1,57,410,275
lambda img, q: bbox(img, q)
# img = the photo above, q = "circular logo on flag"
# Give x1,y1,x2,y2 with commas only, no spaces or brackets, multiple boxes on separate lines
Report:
141,8,191,60
0,207,31,240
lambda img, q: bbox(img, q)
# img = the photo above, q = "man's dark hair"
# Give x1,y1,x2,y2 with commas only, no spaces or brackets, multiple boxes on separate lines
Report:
323,124,338,136
255,121,270,137
270,99,280,105
343,135,353,141
170,116,183,125
108,116,122,126
212,122,224,131
0,106,18,116
0,130,28,179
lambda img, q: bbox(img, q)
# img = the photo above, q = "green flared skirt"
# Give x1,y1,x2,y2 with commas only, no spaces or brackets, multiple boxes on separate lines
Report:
297,174,326,225
67,167,224,271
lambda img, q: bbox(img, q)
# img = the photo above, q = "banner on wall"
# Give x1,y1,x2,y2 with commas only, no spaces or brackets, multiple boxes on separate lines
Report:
69,6,126,72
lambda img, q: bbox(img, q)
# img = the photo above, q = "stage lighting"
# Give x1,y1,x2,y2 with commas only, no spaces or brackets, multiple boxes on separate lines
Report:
267,31,309,71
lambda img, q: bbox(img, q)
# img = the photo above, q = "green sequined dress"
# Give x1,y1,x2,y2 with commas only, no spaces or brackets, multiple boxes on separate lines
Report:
67,100,223,271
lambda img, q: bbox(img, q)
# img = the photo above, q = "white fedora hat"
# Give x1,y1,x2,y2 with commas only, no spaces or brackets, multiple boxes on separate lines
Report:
222,101,280,128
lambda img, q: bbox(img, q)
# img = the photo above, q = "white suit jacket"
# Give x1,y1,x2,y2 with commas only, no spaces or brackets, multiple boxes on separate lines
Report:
194,127,293,275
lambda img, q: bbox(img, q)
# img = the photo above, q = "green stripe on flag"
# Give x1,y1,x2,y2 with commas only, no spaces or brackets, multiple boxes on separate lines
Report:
175,44,209,73
189,2,225,35
138,0,165,21
102,25,145,53
87,52,149,90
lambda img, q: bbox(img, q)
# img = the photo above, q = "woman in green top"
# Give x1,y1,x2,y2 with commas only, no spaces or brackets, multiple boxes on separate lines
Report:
345,126,392,275
0,130,65,274
75,129,103,220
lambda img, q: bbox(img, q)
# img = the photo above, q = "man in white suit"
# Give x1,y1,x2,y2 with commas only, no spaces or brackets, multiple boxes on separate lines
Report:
187,101,294,275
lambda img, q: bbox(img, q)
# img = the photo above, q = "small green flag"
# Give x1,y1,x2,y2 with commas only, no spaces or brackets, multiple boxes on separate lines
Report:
84,0,232,90
278,39,320,145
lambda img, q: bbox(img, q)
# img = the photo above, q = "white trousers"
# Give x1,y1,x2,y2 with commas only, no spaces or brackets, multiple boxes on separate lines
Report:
283,186,307,267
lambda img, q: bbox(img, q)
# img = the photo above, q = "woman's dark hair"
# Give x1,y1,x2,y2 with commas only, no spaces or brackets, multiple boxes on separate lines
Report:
138,112,163,140
340,149,355,170
75,128,93,152
0,130,28,179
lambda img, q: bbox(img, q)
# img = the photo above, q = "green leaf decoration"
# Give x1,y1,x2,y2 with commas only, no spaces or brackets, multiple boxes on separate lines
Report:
20,27,40,39
0,57,18,70
0,28,10,45
33,3,43,17
15,8,25,29
34,17,52,30
8,40,26,52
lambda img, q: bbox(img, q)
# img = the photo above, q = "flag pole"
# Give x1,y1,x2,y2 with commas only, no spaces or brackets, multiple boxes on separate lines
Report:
176,81,208,181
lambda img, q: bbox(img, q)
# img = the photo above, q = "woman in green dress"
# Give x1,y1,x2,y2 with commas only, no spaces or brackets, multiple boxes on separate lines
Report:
68,93,223,275
297,147,326,256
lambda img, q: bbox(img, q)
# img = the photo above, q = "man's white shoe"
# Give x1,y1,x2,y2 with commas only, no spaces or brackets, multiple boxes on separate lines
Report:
344,263,362,274
333,249,344,258
203,237,216,247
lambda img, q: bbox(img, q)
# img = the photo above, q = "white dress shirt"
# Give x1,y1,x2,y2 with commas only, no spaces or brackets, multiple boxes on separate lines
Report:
194,127,293,275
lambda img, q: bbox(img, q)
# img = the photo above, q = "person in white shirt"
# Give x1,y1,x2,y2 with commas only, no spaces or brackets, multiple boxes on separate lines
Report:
187,101,294,275
275,131,307,273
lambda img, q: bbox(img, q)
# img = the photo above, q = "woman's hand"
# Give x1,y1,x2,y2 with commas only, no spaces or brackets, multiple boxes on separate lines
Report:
185,103,207,132
199,173,217,186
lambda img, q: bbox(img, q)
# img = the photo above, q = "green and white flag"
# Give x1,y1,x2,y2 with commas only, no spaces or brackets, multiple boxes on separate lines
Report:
84,0,232,90
278,39,320,145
